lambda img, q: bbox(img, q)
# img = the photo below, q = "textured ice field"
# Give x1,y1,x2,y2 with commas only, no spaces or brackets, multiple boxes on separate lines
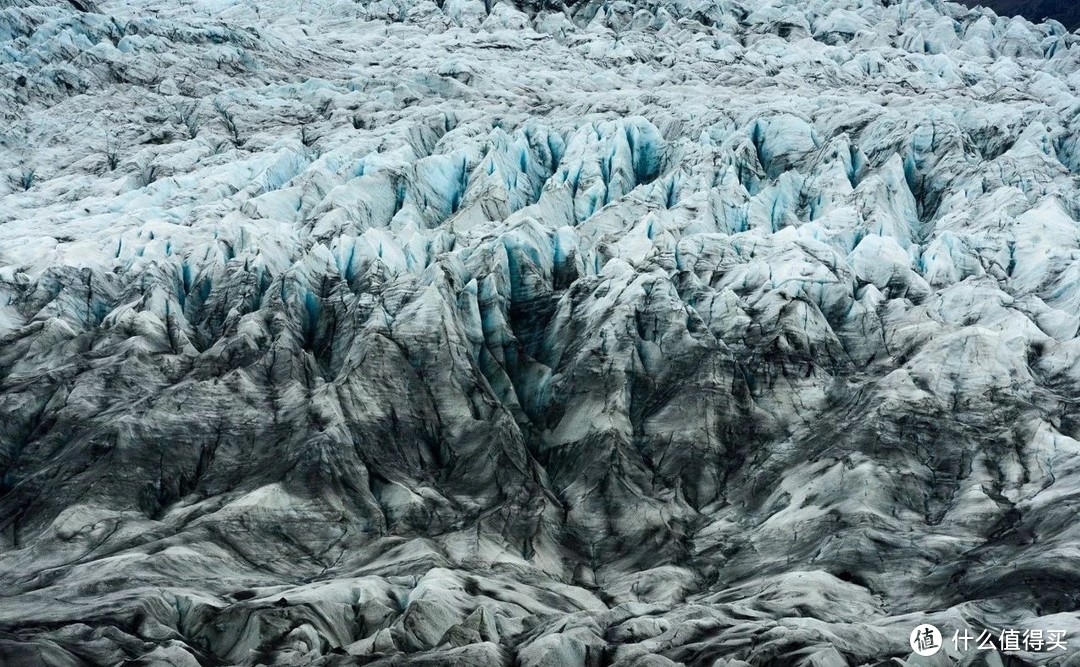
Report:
4,0,1080,664
955,1,1080,32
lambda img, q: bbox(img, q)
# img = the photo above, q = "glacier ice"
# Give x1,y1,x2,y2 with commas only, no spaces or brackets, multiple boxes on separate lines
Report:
4,0,1080,664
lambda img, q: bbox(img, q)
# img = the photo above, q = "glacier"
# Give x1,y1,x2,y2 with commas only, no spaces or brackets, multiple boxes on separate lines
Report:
955,2,1080,32
3,0,1080,664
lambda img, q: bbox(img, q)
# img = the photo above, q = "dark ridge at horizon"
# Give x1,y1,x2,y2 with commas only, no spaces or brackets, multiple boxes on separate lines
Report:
956,0,1080,30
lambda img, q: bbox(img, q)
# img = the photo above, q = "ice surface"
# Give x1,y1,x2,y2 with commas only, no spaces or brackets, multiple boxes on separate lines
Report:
4,0,1080,664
